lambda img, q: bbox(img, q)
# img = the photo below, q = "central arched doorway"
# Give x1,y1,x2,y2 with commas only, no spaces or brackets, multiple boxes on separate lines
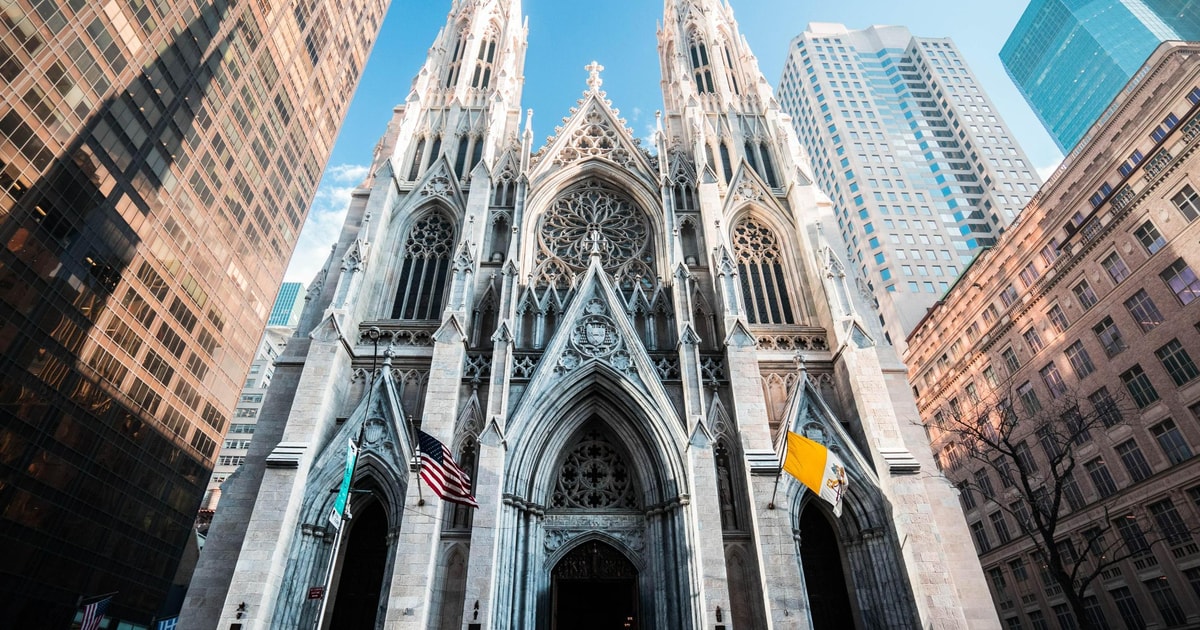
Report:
799,506,856,629
329,500,388,629
551,541,638,630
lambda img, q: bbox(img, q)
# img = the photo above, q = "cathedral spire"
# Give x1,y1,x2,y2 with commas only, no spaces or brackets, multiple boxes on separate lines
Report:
659,0,764,110
391,0,527,182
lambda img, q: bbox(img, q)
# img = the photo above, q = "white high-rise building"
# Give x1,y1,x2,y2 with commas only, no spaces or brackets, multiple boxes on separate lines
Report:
777,23,1042,349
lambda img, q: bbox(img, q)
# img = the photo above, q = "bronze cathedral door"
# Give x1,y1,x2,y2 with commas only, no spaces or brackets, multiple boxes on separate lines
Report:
550,541,638,630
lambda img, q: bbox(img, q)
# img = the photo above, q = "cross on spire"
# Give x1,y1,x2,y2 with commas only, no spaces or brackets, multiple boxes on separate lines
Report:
585,60,604,92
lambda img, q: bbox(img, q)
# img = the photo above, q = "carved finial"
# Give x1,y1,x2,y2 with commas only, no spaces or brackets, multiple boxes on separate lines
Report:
585,60,604,92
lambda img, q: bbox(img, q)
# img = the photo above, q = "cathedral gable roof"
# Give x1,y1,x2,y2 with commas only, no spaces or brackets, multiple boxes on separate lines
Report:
529,68,656,185
509,254,681,431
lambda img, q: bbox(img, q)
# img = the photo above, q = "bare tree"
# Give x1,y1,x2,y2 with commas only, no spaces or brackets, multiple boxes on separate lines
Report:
932,381,1188,630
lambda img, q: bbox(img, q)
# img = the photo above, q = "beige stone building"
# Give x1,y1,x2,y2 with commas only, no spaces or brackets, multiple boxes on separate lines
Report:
906,42,1200,630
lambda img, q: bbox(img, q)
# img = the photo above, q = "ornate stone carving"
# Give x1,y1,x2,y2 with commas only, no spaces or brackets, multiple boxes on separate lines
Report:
551,428,640,510
419,175,455,199
555,297,636,376
552,103,641,171
549,541,638,579
534,181,653,288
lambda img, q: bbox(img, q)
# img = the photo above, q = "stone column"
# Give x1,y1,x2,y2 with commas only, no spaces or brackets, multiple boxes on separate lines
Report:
206,331,353,630
382,319,468,628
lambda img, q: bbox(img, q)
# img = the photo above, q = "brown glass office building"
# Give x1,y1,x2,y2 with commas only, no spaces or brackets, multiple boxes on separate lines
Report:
0,0,387,625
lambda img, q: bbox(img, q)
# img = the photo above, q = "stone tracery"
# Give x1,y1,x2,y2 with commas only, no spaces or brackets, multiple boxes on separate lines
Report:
534,181,654,288
551,427,640,510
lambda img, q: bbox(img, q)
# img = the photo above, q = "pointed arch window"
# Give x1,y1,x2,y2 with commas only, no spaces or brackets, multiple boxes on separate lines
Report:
454,136,471,178
724,44,740,95
391,213,455,320
688,33,715,94
673,182,696,212
426,135,443,171
471,34,498,89
745,138,779,188
719,142,734,183
408,137,426,181
732,217,796,324
444,24,467,88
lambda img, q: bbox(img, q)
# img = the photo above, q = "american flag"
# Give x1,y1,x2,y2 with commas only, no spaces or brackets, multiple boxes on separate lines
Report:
79,595,111,630
417,430,478,508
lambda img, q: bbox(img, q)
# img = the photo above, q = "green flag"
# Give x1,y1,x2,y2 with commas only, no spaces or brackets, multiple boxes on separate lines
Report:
329,438,358,528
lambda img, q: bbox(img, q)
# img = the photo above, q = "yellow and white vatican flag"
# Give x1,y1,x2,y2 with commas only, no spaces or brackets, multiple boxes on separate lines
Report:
782,431,848,517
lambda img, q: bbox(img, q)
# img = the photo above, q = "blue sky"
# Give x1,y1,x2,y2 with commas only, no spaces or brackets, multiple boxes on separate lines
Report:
285,0,1058,283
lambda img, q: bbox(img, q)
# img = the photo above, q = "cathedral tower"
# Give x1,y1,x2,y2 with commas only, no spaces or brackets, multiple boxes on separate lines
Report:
184,1,999,628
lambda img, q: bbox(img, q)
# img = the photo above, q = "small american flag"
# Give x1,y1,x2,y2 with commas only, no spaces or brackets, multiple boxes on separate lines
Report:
417,430,478,508
79,595,111,630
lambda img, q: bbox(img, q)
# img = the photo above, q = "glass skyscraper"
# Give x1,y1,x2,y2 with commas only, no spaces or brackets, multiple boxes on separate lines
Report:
0,0,386,625
1002,0,1200,152
778,23,1041,350
266,281,305,327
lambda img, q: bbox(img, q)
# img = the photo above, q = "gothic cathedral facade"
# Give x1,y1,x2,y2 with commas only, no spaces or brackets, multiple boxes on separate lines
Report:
183,1,998,628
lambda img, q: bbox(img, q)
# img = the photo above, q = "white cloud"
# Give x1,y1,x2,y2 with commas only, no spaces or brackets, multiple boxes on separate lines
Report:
326,163,370,183
641,123,657,153
284,163,368,283
1036,159,1064,183
631,106,642,121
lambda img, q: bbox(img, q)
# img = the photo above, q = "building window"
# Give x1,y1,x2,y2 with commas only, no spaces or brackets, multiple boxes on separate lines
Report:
1093,317,1127,357
470,34,498,89
1000,284,1018,307
391,213,455,320
1115,439,1153,482
1088,386,1122,427
970,521,990,553
1027,610,1049,630
1051,604,1075,630
958,481,976,510
1124,289,1164,332
1073,280,1099,310
1120,365,1159,408
1047,304,1069,333
990,511,1011,544
688,33,715,94
1039,362,1066,398
1160,258,1200,305
1002,348,1020,374
1109,586,1145,629
1017,381,1041,414
1009,557,1029,582
1144,578,1187,626
1101,252,1131,284
1023,327,1044,353
1172,184,1200,222
1150,419,1192,465
732,218,796,325
1085,458,1117,498
1155,339,1200,386
1082,596,1105,630
987,566,1007,593
1015,441,1038,474
974,468,995,499
1148,498,1193,545
984,364,999,387
1065,341,1095,378
1133,220,1166,254
1018,262,1039,288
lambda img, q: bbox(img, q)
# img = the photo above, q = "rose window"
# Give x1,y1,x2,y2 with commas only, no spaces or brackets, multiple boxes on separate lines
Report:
551,427,640,510
534,181,653,288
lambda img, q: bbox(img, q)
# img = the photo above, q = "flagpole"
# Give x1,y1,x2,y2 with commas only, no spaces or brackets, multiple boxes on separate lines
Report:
409,414,424,506
768,432,788,510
